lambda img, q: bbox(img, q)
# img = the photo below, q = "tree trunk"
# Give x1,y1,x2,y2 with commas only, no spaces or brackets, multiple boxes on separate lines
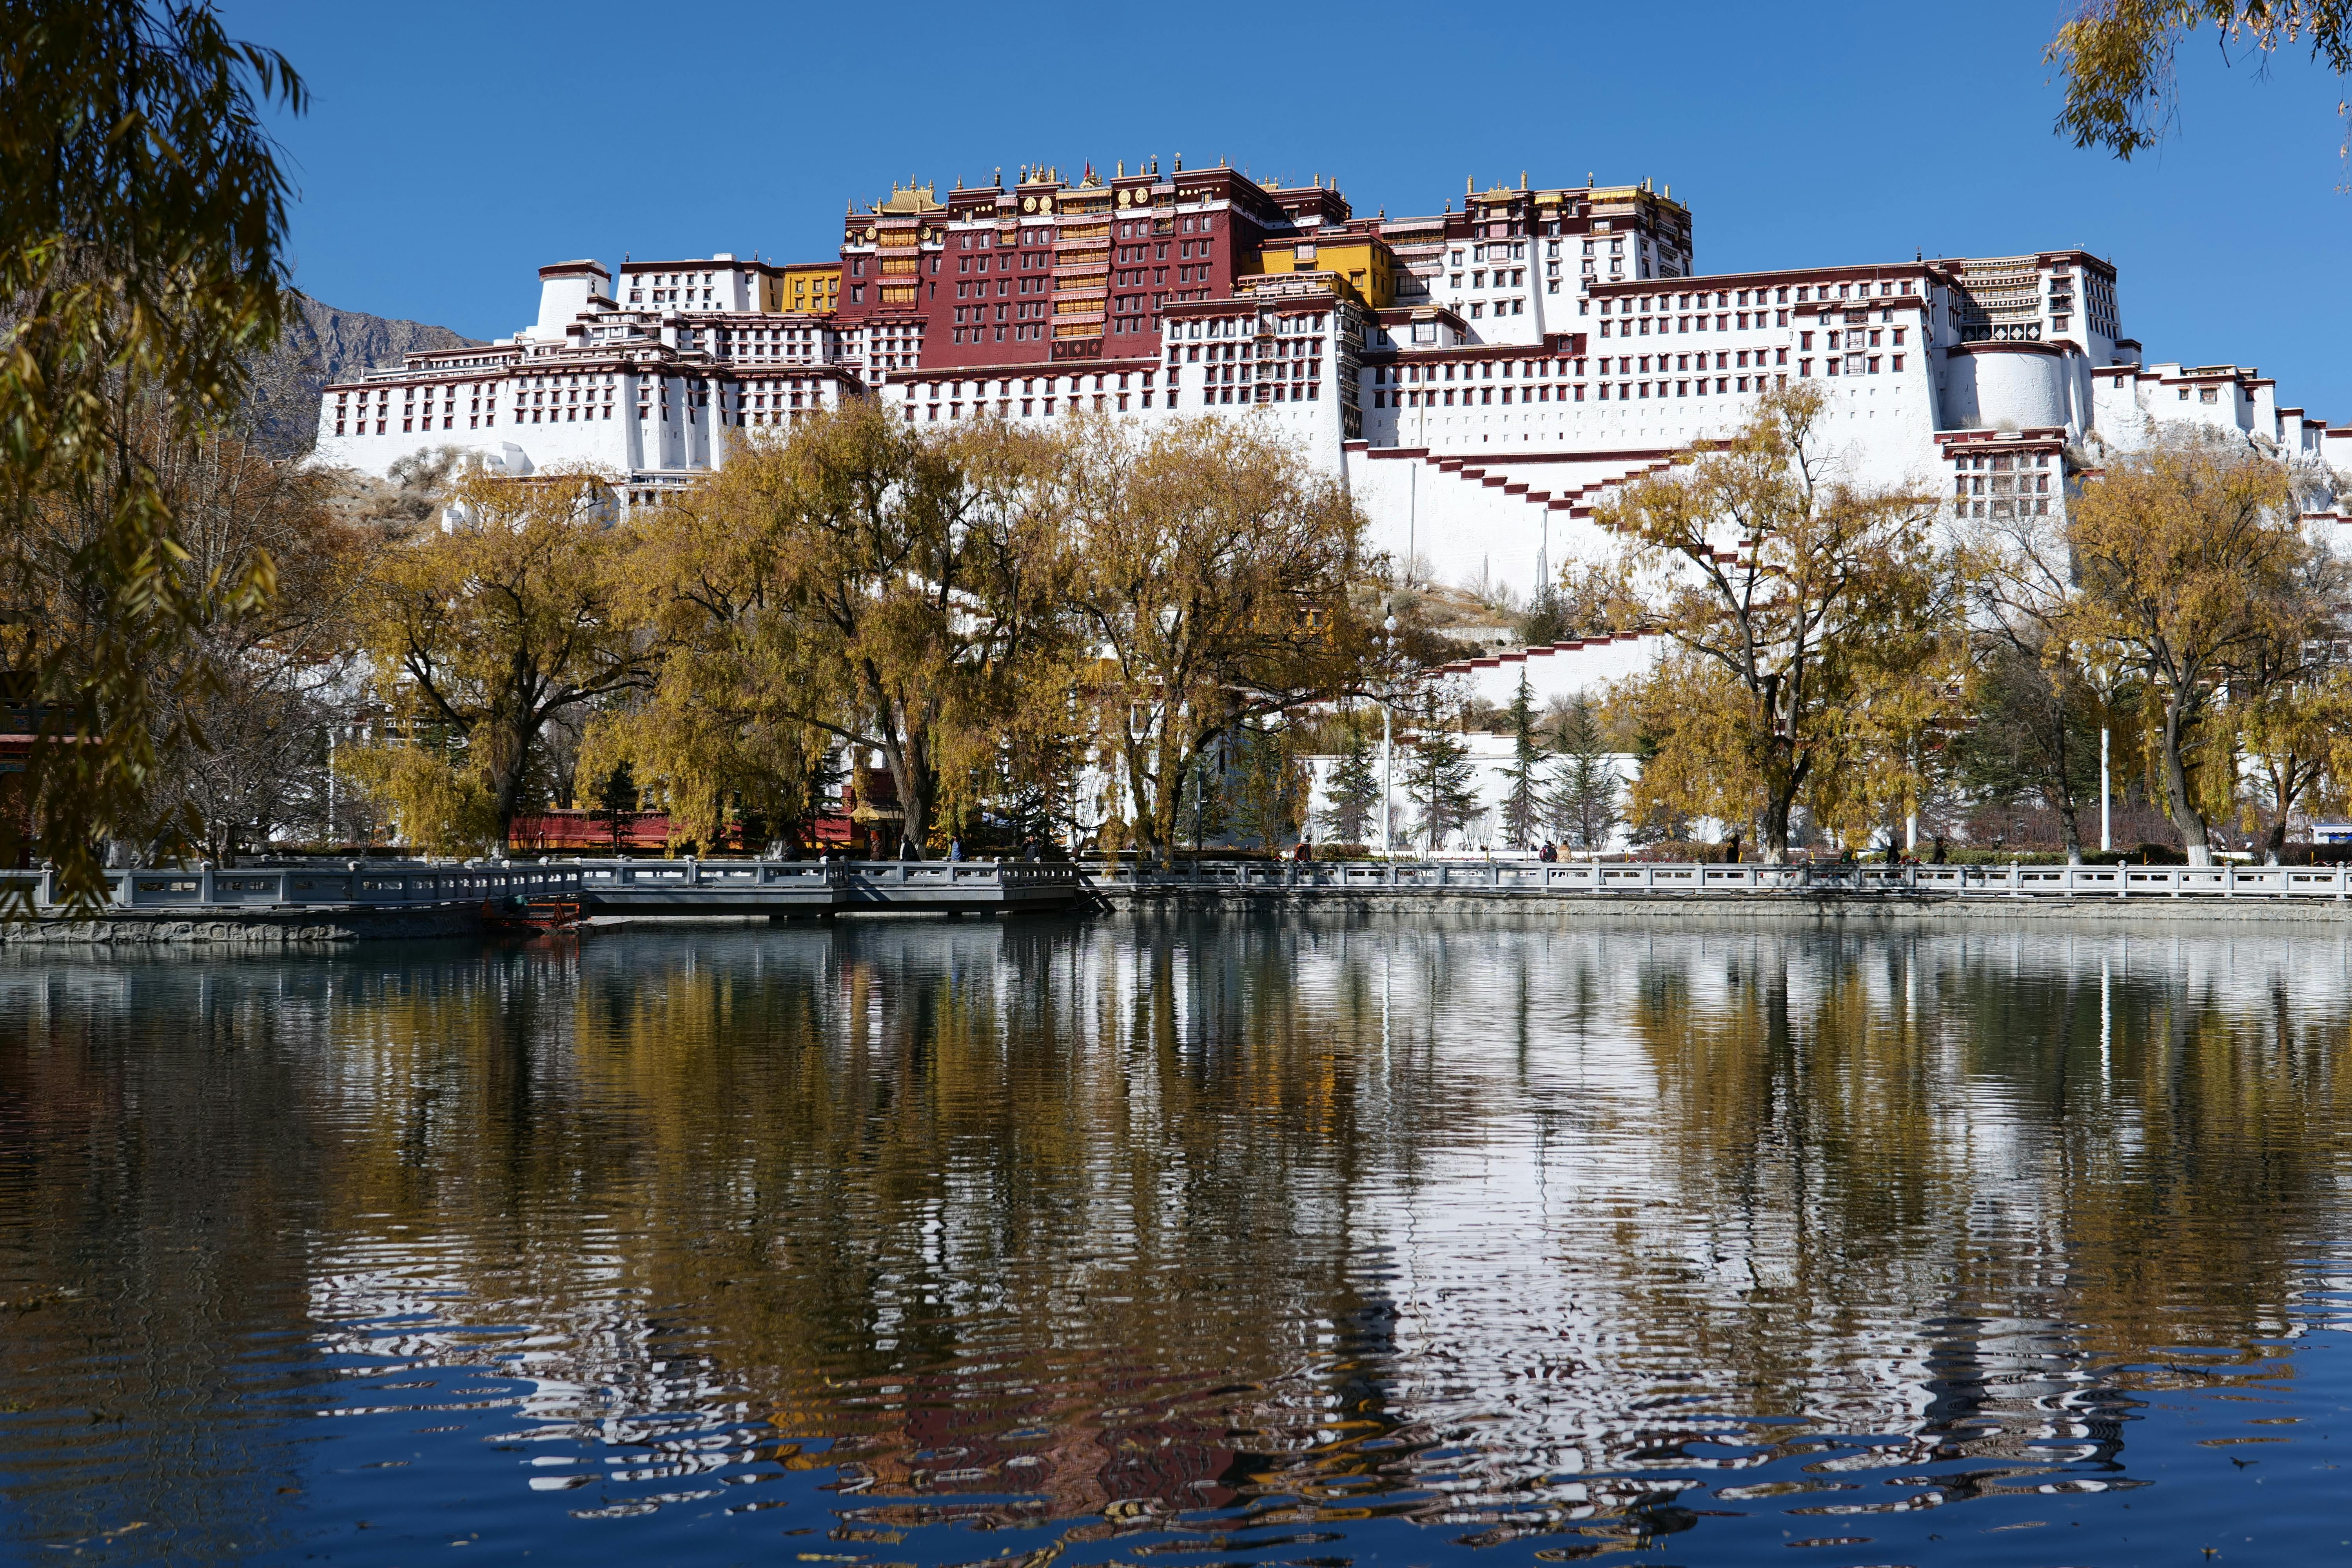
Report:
1760,790,1793,864
2038,682,2085,866
2159,694,2212,867
2058,802,2084,865
880,733,926,857
853,662,931,858
1143,734,1178,872
488,715,537,858
2265,765,2300,865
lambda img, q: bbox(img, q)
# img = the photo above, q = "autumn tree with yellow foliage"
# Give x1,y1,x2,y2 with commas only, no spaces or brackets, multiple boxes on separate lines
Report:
349,468,648,853
2060,429,2326,865
610,404,1076,854
1597,384,1960,862
1057,416,1388,867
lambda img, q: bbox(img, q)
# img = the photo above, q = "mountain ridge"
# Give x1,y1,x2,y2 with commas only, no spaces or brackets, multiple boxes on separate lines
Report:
247,293,483,456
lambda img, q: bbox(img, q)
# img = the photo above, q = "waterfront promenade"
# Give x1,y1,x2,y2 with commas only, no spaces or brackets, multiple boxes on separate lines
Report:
0,858,1088,941
9,855,2352,942
1103,856,2352,898
1093,856,2352,922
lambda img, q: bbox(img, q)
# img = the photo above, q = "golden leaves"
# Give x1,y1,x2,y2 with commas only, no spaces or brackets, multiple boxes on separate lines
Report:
2058,429,2314,858
350,466,647,848
2047,2,2352,162
1,4,311,905
1593,384,1957,858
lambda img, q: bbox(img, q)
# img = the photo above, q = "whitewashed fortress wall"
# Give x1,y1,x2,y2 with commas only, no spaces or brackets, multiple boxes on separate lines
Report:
312,166,2349,592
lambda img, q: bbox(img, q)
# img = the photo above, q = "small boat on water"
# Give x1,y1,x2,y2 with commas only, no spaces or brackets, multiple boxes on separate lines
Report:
481,894,586,936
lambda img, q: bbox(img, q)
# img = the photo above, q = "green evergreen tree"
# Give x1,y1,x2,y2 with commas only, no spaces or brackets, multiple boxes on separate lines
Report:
1408,718,1481,853
1541,699,1621,851
587,759,641,854
1230,724,1306,850
1317,726,1382,847
1518,585,1571,647
1498,671,1547,849
1176,743,1230,850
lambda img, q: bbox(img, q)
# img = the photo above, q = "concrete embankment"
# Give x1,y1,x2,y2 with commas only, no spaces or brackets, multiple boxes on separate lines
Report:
2,906,486,946
1092,885,2352,926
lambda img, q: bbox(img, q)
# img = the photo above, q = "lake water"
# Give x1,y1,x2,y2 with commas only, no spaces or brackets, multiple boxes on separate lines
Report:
3,913,2350,1566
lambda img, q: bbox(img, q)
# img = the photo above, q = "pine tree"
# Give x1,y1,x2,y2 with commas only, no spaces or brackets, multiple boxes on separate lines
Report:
1519,584,1571,647
1176,746,1230,850
588,760,641,854
1541,699,1621,851
1318,727,1382,847
1230,724,1307,850
1408,722,1481,853
1498,672,1547,849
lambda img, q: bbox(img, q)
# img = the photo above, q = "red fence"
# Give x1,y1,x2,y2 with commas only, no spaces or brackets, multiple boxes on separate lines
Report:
508,809,853,856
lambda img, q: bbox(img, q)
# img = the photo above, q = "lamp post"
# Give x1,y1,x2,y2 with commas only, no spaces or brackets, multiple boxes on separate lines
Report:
1191,751,1203,857
2087,657,2117,855
2100,724,2111,854
1380,615,1398,862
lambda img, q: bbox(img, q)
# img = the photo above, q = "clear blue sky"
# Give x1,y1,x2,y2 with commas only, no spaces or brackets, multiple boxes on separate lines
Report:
220,0,2352,419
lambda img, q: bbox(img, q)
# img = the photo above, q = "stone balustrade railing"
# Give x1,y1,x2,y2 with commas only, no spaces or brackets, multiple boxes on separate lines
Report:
12,856,2339,914
0,863,583,911
1094,858,2352,899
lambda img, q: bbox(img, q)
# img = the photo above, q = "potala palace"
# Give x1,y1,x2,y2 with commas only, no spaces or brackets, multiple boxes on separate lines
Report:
315,160,2350,613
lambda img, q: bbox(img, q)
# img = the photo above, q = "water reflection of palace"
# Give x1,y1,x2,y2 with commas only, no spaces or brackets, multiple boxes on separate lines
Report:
2,920,2346,1550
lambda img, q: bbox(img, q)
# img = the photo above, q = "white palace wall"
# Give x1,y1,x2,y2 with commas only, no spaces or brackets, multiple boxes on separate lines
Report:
314,243,2346,600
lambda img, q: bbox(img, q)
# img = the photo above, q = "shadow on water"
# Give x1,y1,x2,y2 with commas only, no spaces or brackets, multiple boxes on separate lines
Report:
1,913,2348,1564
